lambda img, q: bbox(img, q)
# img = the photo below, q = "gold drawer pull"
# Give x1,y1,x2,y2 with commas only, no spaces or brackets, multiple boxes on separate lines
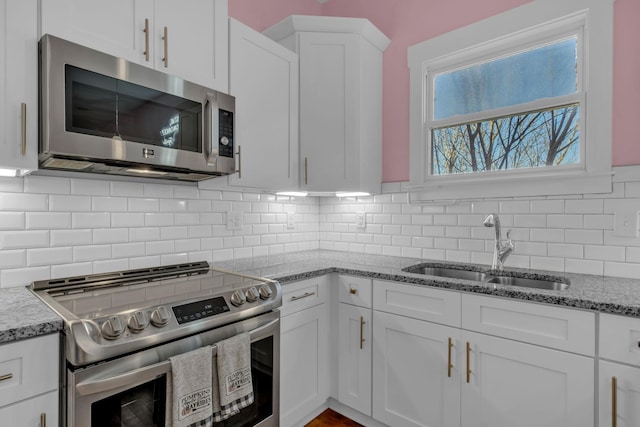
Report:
612,376,617,427
40,413,46,427
447,337,453,378
359,316,366,349
290,291,315,302
466,342,472,383
143,18,150,61
0,373,13,382
21,103,27,155
349,287,357,295
162,26,168,67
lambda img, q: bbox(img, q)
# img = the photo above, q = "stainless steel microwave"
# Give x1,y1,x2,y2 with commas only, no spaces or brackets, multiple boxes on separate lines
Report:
39,34,235,181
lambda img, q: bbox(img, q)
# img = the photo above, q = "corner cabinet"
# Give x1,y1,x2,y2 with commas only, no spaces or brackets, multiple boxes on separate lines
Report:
224,18,299,191
280,276,330,427
264,16,390,194
0,334,59,427
0,0,38,174
39,0,229,91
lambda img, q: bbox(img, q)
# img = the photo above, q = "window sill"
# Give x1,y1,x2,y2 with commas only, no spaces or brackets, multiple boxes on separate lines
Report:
407,171,612,202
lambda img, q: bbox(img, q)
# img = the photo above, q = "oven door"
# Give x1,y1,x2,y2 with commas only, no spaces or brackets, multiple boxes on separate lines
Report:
67,311,279,427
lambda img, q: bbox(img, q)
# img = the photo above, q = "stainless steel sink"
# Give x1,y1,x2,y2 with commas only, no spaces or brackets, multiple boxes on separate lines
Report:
402,265,487,281
485,276,570,291
402,263,570,291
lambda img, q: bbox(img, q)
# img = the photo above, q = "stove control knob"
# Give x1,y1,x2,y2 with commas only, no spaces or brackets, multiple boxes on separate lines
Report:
230,289,246,307
151,306,171,327
128,311,150,333
101,316,125,340
258,284,273,300
245,287,260,303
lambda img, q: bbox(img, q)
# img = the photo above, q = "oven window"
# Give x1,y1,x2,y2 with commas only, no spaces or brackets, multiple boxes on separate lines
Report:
217,336,274,427
65,65,202,152
91,377,166,427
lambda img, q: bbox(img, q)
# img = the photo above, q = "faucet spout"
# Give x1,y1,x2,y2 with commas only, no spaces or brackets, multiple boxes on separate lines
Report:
483,214,514,271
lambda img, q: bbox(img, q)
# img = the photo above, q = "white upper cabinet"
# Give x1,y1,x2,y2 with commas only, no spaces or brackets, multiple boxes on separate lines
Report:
264,16,389,195
225,18,298,191
40,0,229,91
0,0,39,174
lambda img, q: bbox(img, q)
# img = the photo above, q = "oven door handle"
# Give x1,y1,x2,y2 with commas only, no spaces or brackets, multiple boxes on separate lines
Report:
75,317,279,396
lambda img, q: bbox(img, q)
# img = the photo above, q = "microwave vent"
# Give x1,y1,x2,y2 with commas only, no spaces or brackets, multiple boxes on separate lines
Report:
42,158,93,170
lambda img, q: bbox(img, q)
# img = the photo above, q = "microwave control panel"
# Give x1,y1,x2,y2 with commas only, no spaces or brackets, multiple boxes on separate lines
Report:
218,109,234,158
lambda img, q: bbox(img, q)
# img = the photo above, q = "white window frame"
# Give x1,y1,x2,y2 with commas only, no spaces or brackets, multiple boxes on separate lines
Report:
408,0,613,201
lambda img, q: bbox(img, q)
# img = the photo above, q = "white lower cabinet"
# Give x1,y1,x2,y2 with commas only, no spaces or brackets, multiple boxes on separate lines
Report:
461,330,594,427
338,302,372,416
599,313,640,427
280,276,330,427
372,310,460,427
0,334,59,427
0,390,58,427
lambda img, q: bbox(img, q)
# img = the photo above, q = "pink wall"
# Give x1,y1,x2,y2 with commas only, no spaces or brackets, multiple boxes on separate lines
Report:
230,0,640,183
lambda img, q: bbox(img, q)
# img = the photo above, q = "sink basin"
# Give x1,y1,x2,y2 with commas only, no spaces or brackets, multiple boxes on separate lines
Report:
486,276,570,291
402,265,487,281
402,263,570,291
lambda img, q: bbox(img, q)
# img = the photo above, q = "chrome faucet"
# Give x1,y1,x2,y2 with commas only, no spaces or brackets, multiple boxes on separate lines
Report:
483,213,515,271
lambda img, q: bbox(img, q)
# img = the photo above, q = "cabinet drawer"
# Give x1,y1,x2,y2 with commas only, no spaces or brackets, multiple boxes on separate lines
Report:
338,275,372,308
372,280,461,327
280,276,328,317
462,294,595,356
0,334,59,408
600,313,640,365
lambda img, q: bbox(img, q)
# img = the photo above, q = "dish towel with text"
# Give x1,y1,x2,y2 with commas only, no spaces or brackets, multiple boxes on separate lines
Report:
168,346,213,427
212,332,254,422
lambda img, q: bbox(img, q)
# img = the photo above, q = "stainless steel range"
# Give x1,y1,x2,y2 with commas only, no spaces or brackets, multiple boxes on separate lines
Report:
30,261,281,427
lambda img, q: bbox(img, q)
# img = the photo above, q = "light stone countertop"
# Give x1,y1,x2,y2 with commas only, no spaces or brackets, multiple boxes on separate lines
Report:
3,249,640,344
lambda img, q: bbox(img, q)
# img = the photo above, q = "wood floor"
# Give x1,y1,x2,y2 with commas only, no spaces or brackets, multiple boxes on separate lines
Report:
305,409,363,427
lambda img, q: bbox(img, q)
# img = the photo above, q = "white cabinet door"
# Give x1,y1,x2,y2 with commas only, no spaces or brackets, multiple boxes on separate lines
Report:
461,330,594,427
599,361,640,427
298,32,359,192
40,0,228,91
280,303,329,427
226,18,298,191
338,302,372,416
0,0,38,173
154,0,228,91
40,0,151,64
372,311,460,427
0,390,59,427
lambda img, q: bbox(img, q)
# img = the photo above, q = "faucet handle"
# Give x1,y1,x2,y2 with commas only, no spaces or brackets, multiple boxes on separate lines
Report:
505,230,515,248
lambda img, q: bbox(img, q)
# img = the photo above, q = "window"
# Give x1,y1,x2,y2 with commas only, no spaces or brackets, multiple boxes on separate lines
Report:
408,0,613,200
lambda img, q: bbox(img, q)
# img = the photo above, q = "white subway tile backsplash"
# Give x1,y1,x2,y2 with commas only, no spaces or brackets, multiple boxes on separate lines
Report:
547,243,583,259
51,230,92,247
160,226,188,241
73,245,111,262
26,212,71,230
530,200,564,214
130,227,160,242
92,197,128,212
144,213,173,227
1,266,50,288
146,241,174,256
547,215,583,229
51,262,93,279
110,181,144,197
565,199,603,214
49,195,90,212
71,178,110,196
499,200,530,214
530,256,564,272
0,250,25,269
565,229,603,245
627,247,640,263
25,176,70,194
565,258,604,276
0,212,25,230
529,228,565,243
72,212,110,229
583,215,613,230
111,213,145,228
93,228,128,244
112,242,145,258
128,198,160,212
27,247,72,267
0,230,49,249
584,245,626,262
0,193,48,211
604,261,640,279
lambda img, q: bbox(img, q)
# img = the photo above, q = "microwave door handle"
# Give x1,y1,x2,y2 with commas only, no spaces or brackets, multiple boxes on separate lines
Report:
204,93,219,165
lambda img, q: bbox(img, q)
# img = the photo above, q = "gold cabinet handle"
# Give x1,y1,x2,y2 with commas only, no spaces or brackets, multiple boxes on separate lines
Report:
612,376,617,427
349,287,357,295
21,102,26,156
40,413,46,427
0,373,13,382
447,337,453,378
143,18,150,61
236,145,242,178
290,291,315,302
466,341,472,383
304,157,308,185
359,316,366,350
162,26,168,67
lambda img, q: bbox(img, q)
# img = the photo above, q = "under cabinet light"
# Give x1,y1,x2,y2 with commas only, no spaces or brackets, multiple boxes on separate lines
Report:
276,191,308,197
335,192,370,198
0,169,19,177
